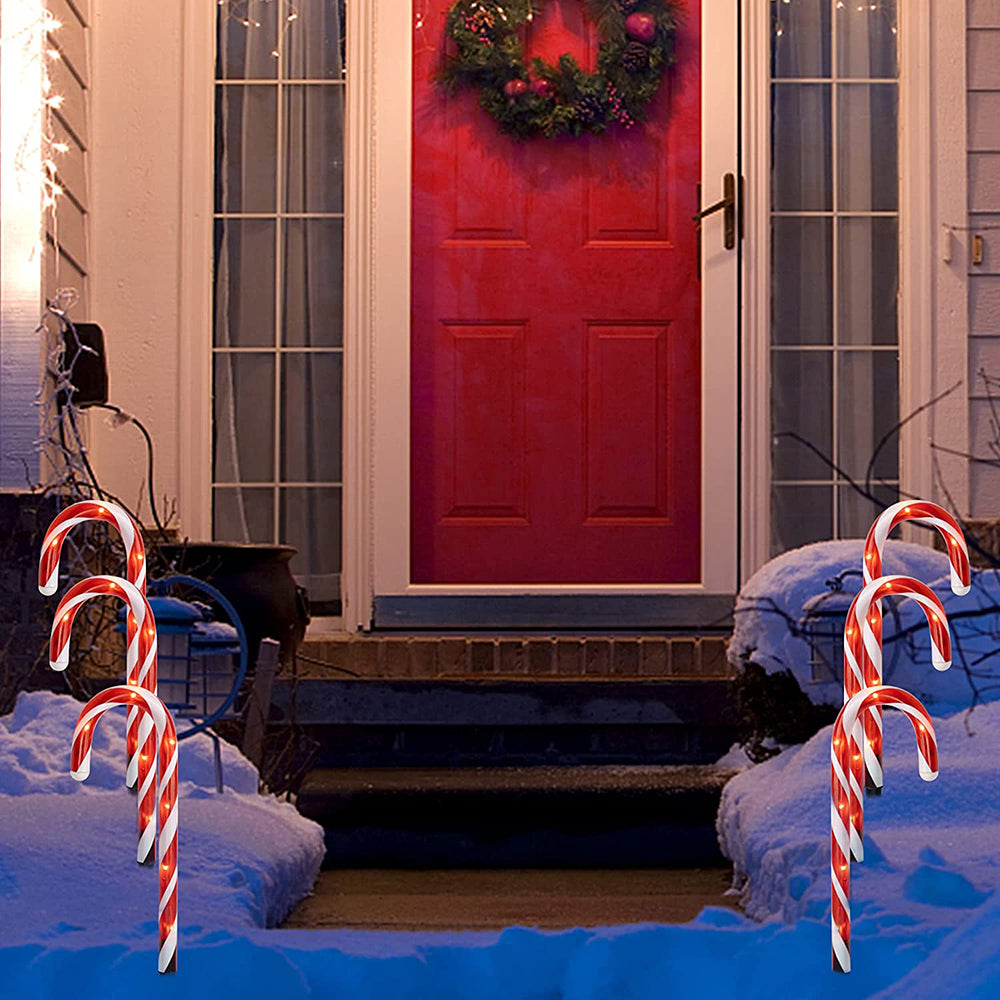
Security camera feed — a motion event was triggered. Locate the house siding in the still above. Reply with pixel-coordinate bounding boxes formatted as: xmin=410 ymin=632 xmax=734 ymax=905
xmin=969 ymin=0 xmax=1000 ymax=514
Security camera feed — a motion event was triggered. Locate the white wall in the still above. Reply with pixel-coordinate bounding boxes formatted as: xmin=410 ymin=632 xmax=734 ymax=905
xmin=87 ymin=0 xmax=186 ymax=527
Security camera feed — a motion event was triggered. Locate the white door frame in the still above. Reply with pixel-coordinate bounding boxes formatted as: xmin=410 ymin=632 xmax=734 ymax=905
xmin=345 ymin=0 xmax=739 ymax=627
xmin=739 ymin=0 xmax=970 ymax=580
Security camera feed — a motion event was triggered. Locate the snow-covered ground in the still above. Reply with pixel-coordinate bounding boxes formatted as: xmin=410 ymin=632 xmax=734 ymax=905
xmin=729 ymin=539 xmax=1000 ymax=711
xmin=3 ymin=677 xmax=1000 ymax=997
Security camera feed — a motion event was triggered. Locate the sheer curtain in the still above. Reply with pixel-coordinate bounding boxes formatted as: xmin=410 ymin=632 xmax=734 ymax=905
xmin=769 ymin=0 xmax=899 ymax=554
xmin=214 ymin=0 xmax=346 ymax=614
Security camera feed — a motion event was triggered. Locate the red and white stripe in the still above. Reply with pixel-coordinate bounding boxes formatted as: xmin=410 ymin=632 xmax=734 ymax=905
xmin=843 ymin=575 xmax=950 ymax=825
xmin=39 ymin=501 xmax=146 ymax=597
xmin=71 ymin=686 xmax=178 ymax=974
xmin=51 ymin=576 xmax=159 ymax=864
xmin=831 ymin=685 xmax=937 ymax=974
xmin=39 ymin=502 xmax=147 ymax=792
xmin=860 ymin=502 xmax=968 ymax=795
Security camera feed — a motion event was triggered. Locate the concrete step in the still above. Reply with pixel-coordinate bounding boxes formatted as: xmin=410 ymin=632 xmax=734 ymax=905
xmin=291 ymin=634 xmax=733 ymax=680
xmin=296 ymin=764 xmax=738 ymax=868
xmin=270 ymin=676 xmax=739 ymax=767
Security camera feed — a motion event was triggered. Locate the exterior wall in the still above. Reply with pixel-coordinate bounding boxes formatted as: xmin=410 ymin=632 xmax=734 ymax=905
xmin=969 ymin=0 xmax=1000 ymax=515
xmin=46 ymin=0 xmax=90 ymax=315
xmin=86 ymin=0 xmax=185 ymax=525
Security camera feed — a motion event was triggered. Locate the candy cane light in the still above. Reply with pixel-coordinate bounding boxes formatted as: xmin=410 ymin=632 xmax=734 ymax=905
xmin=861 ymin=502 xmax=969 ymax=794
xmin=844 ymin=575 xmax=950 ymax=837
xmin=71 ymin=685 xmax=178 ymax=974
xmin=39 ymin=500 xmax=146 ymax=597
xmin=39 ymin=501 xmax=147 ymax=792
xmin=831 ymin=685 xmax=938 ymax=974
xmin=51 ymin=575 xmax=159 ymax=865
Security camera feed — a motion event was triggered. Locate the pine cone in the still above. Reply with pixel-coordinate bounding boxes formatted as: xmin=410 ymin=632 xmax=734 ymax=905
xmin=622 ymin=40 xmax=650 ymax=73
xmin=574 ymin=94 xmax=603 ymax=124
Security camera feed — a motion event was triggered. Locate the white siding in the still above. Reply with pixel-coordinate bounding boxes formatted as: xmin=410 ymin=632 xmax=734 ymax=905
xmin=969 ymin=3 xmax=1000 ymax=514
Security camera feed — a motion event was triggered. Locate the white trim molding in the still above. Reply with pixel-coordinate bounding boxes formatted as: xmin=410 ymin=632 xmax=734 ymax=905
xmin=740 ymin=0 xmax=771 ymax=581
xmin=924 ymin=0 xmax=969 ymax=516
xmin=176 ymin=0 xmax=214 ymax=540
xmin=341 ymin=0 xmax=377 ymax=630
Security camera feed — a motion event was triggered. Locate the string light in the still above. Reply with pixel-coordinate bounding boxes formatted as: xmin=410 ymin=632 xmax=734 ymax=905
xmin=219 ymin=0 xmax=299 ymax=60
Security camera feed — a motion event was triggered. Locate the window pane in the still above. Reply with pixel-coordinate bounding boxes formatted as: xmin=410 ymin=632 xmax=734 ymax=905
xmin=771 ymin=0 xmax=830 ymax=79
xmin=837 ymin=350 xmax=899 ymax=481
xmin=838 ymin=482 xmax=900 ymax=538
xmin=284 ymin=85 xmax=344 ymax=213
xmin=772 ymin=217 xmax=833 ymax=345
xmin=282 ymin=219 xmax=344 ymax=347
xmin=837 ymin=84 xmax=898 ymax=211
xmin=285 ymin=0 xmax=345 ymax=79
xmin=213 ymin=353 xmax=275 ymax=482
xmin=214 ymin=219 xmax=276 ymax=347
xmin=216 ymin=5 xmax=279 ymax=80
xmin=838 ymin=217 xmax=898 ymax=345
xmin=772 ymin=83 xmax=832 ymax=211
xmin=281 ymin=352 xmax=342 ymax=482
xmin=837 ymin=0 xmax=898 ymax=79
xmin=280 ymin=487 xmax=342 ymax=610
xmin=215 ymin=86 xmax=278 ymax=213
xmin=771 ymin=484 xmax=833 ymax=556
xmin=213 ymin=487 xmax=275 ymax=543
xmin=771 ymin=351 xmax=833 ymax=480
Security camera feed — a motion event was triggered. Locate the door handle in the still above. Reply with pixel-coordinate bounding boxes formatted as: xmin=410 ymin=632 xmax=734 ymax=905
xmin=693 ymin=172 xmax=736 ymax=250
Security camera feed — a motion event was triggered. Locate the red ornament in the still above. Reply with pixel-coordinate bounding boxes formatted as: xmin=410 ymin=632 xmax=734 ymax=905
xmin=625 ymin=12 xmax=656 ymax=44
xmin=529 ymin=78 xmax=555 ymax=99
xmin=503 ymin=78 xmax=528 ymax=98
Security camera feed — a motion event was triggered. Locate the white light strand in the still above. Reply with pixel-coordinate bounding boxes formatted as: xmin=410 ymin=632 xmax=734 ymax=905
xmin=218 ymin=0 xmax=299 ymax=60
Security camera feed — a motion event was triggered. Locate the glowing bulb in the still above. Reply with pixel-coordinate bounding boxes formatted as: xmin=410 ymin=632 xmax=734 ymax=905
xmin=53 ymin=142 xmax=69 ymax=153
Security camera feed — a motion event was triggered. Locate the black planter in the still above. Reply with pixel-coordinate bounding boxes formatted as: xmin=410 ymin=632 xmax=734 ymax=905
xmin=157 ymin=542 xmax=309 ymax=666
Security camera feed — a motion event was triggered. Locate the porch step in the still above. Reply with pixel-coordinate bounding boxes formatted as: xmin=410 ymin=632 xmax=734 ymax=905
xmin=291 ymin=633 xmax=733 ymax=680
xmin=269 ymin=676 xmax=739 ymax=767
xmin=296 ymin=764 xmax=739 ymax=868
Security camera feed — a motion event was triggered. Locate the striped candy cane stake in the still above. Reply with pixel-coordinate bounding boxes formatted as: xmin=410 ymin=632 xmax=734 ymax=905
xmin=843 ymin=576 xmax=950 ymax=840
xmin=862 ymin=502 xmax=969 ymax=794
xmin=71 ymin=686 xmax=179 ymax=974
xmin=39 ymin=502 xmax=147 ymax=792
xmin=831 ymin=685 xmax=937 ymax=974
xmin=51 ymin=576 xmax=159 ymax=865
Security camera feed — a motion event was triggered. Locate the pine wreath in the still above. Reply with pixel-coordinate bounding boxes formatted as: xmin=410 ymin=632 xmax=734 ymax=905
xmin=439 ymin=0 xmax=681 ymax=138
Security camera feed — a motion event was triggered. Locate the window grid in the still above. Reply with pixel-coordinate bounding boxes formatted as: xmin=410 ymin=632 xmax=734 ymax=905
xmin=213 ymin=0 xmax=345 ymax=612
xmin=770 ymin=2 xmax=900 ymax=555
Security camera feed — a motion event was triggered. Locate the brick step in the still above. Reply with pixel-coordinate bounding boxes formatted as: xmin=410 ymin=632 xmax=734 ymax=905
xmin=291 ymin=634 xmax=732 ymax=680
xmin=296 ymin=764 xmax=738 ymax=868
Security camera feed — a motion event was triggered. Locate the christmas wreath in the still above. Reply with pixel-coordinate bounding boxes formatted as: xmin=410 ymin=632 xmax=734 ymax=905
xmin=439 ymin=0 xmax=681 ymax=138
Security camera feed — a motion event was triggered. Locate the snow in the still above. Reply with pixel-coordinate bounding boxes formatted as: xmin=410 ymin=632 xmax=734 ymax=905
xmin=0 ymin=691 xmax=325 ymax=945
xmin=3 ymin=681 xmax=1000 ymax=997
xmin=729 ymin=539 xmax=1000 ymax=710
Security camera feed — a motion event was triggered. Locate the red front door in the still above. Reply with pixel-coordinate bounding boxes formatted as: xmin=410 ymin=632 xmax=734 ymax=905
xmin=411 ymin=1 xmax=702 ymax=584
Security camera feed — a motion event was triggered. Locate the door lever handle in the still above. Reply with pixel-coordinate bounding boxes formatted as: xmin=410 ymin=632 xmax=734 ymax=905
xmin=693 ymin=172 xmax=736 ymax=250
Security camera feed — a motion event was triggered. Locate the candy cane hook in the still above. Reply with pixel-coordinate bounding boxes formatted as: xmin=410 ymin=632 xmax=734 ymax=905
xmin=831 ymin=685 xmax=938 ymax=974
xmin=861 ymin=502 xmax=968 ymax=794
xmin=843 ymin=575 xmax=950 ymax=843
xmin=51 ymin=576 xmax=159 ymax=864
xmin=72 ymin=686 xmax=178 ymax=974
xmin=39 ymin=500 xmax=146 ymax=597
